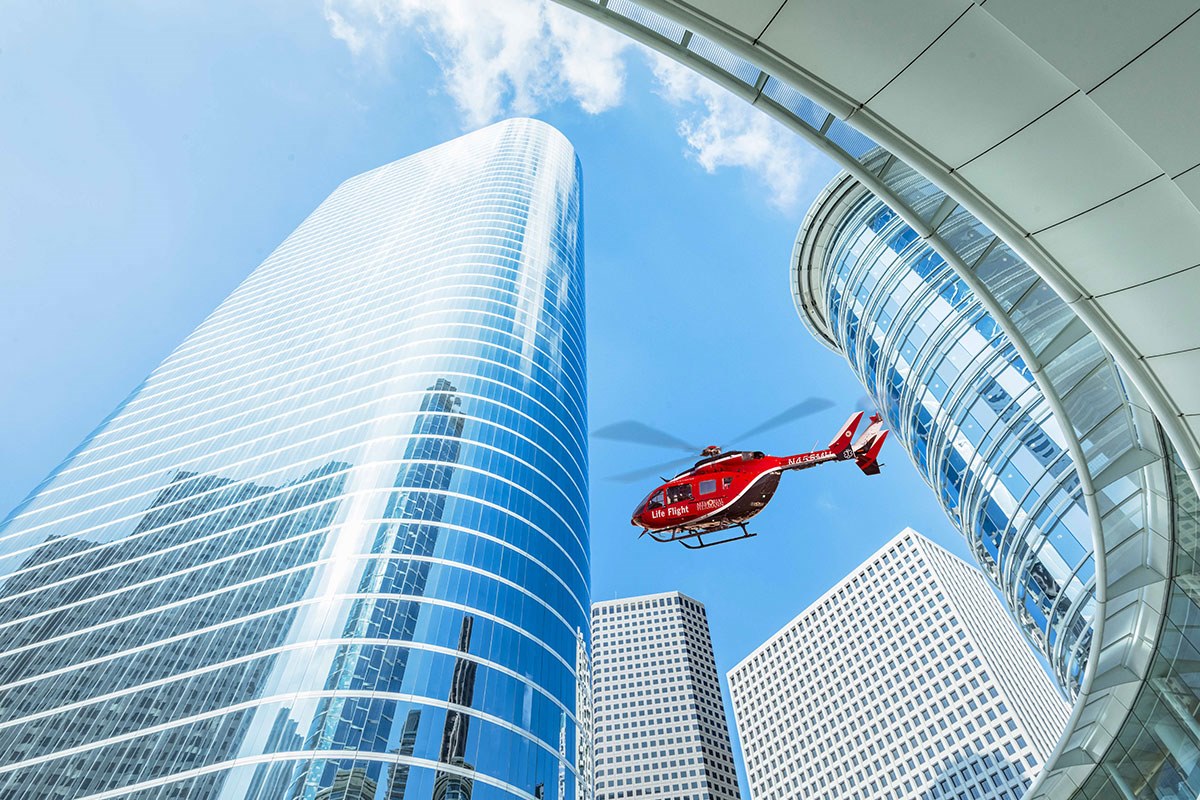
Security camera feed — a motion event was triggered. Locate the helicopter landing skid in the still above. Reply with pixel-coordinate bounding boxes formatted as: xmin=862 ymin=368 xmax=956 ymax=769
xmin=640 ymin=524 xmax=757 ymax=550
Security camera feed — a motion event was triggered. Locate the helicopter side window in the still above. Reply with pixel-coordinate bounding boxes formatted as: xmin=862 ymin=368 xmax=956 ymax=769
xmin=647 ymin=490 xmax=664 ymax=510
xmin=698 ymin=479 xmax=717 ymax=496
xmin=722 ymin=477 xmax=733 ymax=489
xmin=665 ymin=483 xmax=693 ymax=504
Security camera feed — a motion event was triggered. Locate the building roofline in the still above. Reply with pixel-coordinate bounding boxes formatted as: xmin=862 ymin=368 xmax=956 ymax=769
xmin=592 ymin=590 xmax=704 ymax=610
xmin=790 ymin=169 xmax=870 ymax=353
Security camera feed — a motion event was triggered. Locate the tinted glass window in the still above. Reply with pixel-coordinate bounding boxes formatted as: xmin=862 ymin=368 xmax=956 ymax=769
xmin=698 ymin=479 xmax=717 ymax=495
xmin=666 ymin=484 xmax=693 ymax=504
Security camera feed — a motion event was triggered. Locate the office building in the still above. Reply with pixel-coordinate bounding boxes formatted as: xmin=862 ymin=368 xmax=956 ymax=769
xmin=797 ymin=169 xmax=1112 ymax=696
xmin=591 ymin=592 xmax=740 ymax=800
xmin=729 ymin=529 xmax=1068 ymax=800
xmin=549 ymin=3 xmax=1200 ymax=796
xmin=793 ymin=165 xmax=1195 ymax=798
xmin=0 ymin=118 xmax=590 ymax=798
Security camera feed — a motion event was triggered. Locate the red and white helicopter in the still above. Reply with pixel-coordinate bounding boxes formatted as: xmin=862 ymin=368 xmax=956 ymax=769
xmin=596 ymin=404 xmax=887 ymax=549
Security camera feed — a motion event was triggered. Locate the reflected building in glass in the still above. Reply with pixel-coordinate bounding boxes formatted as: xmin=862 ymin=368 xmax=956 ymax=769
xmin=0 ymin=117 xmax=589 ymax=799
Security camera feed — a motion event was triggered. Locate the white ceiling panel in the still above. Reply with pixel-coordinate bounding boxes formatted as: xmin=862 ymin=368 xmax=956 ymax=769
xmin=983 ymin=0 xmax=1199 ymax=91
xmin=1089 ymin=13 xmax=1200 ymax=176
xmin=669 ymin=0 xmax=785 ymax=40
xmin=1095 ymin=267 xmax=1200 ymax=356
xmin=757 ymin=0 xmax=970 ymax=102
xmin=1033 ymin=177 xmax=1200 ymax=296
xmin=1144 ymin=349 xmax=1200 ymax=415
xmin=866 ymin=6 xmax=1074 ymax=169
xmin=957 ymin=94 xmax=1161 ymax=233
xmin=1187 ymin=416 xmax=1200 ymax=448
xmin=1177 ymin=166 xmax=1200 ymax=211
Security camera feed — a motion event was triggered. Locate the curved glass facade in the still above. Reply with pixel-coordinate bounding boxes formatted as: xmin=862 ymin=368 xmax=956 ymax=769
xmin=0 ymin=118 xmax=589 ymax=799
xmin=794 ymin=162 xmax=1198 ymax=797
xmin=545 ymin=0 xmax=1198 ymax=789
xmin=802 ymin=184 xmax=1095 ymax=694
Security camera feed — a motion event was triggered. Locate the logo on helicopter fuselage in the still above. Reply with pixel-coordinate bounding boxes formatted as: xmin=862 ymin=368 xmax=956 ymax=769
xmin=649 ymin=505 xmax=692 ymax=520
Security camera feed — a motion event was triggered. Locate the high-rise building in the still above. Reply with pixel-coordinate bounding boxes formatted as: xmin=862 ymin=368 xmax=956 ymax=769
xmin=0 ymin=118 xmax=589 ymax=798
xmin=792 ymin=166 xmax=1199 ymax=798
xmin=544 ymin=4 xmax=1200 ymax=796
xmin=590 ymin=592 xmax=741 ymax=800
xmin=796 ymin=168 xmax=1112 ymax=696
xmin=729 ymin=529 xmax=1068 ymax=800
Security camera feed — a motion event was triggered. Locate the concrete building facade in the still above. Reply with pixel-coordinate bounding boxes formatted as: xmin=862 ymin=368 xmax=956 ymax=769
xmin=591 ymin=593 xmax=740 ymax=800
xmin=729 ymin=529 xmax=1068 ymax=800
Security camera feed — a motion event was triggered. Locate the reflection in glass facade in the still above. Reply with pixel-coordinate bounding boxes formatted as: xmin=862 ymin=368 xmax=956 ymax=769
xmin=1082 ymin=451 xmax=1200 ymax=799
xmin=796 ymin=178 xmax=1095 ymax=694
xmin=0 ymin=117 xmax=589 ymax=799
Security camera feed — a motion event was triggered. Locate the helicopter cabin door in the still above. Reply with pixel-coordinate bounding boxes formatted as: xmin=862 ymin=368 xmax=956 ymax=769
xmin=664 ymin=482 xmax=694 ymax=515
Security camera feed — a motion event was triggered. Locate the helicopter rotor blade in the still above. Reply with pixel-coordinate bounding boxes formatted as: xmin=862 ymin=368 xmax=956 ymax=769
xmin=608 ymin=455 xmax=699 ymax=484
xmin=591 ymin=420 xmax=700 ymax=452
xmin=727 ymin=396 xmax=835 ymax=444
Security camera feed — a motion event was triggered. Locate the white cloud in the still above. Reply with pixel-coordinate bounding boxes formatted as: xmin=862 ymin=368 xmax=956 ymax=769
xmin=323 ymin=0 xmax=819 ymax=211
xmin=325 ymin=8 xmax=369 ymax=57
xmin=323 ymin=0 xmax=632 ymax=128
xmin=651 ymin=56 xmax=817 ymax=211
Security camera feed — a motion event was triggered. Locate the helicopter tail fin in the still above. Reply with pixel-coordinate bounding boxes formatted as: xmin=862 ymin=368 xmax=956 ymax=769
xmin=853 ymin=414 xmax=885 ymax=453
xmin=855 ymin=428 xmax=888 ymax=475
xmin=827 ymin=411 xmax=864 ymax=455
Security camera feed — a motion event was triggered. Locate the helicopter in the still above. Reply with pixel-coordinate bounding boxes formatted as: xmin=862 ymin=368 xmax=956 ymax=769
xmin=596 ymin=406 xmax=888 ymax=549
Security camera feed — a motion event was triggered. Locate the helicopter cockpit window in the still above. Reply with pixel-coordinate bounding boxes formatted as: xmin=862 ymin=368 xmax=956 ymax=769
xmin=665 ymin=483 xmax=693 ymax=504
xmin=698 ymin=479 xmax=717 ymax=496
xmin=647 ymin=490 xmax=664 ymax=510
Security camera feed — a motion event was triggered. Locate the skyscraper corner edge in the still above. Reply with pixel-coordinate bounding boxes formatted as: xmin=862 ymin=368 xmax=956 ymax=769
xmin=728 ymin=528 xmax=1068 ymax=799
xmin=727 ymin=526 xmax=933 ymax=682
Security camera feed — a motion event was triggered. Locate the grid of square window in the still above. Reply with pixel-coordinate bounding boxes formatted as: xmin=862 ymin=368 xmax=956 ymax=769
xmin=728 ymin=530 xmax=1069 ymax=800
xmin=590 ymin=593 xmax=741 ymax=800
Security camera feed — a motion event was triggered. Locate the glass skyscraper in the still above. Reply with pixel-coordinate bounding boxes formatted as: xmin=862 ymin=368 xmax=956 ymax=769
xmin=0 ymin=117 xmax=589 ymax=799
xmin=794 ymin=172 xmax=1094 ymax=694
xmin=794 ymin=164 xmax=1175 ymax=705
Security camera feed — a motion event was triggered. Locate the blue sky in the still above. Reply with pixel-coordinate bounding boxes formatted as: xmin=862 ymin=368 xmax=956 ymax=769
xmin=0 ymin=0 xmax=971 ymax=790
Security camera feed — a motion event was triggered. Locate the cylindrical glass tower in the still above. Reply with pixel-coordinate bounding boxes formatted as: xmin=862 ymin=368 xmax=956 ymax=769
xmin=795 ymin=175 xmax=1095 ymax=694
xmin=0 ymin=118 xmax=589 ymax=799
